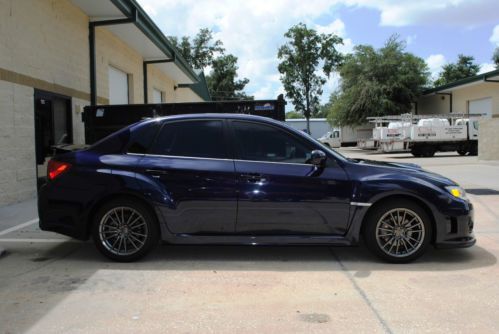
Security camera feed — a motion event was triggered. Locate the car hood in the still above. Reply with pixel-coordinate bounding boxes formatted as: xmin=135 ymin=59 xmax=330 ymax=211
xmin=348 ymin=158 xmax=457 ymax=186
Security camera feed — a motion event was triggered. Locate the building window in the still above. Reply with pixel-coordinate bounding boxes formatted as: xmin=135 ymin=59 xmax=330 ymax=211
xmin=153 ymin=88 xmax=165 ymax=103
xmin=108 ymin=66 xmax=129 ymax=104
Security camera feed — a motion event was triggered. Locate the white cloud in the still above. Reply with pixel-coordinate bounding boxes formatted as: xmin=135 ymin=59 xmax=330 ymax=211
xmin=478 ymin=63 xmax=496 ymax=74
xmin=136 ymin=0 xmax=499 ymax=106
xmin=425 ymin=54 xmax=446 ymax=79
xmin=490 ymin=25 xmax=499 ymax=46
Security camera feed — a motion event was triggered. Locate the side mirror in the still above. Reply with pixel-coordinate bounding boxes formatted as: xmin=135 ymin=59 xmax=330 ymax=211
xmin=308 ymin=150 xmax=327 ymax=167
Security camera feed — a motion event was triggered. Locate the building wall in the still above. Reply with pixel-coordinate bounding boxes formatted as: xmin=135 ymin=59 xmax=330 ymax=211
xmin=417 ymin=82 xmax=499 ymax=160
xmin=148 ymin=65 xmax=175 ymax=102
xmin=479 ymin=118 xmax=499 ymax=160
xmin=452 ymin=83 xmax=499 ymax=116
xmin=417 ymin=94 xmax=450 ymax=115
xmin=175 ymin=87 xmax=204 ymax=103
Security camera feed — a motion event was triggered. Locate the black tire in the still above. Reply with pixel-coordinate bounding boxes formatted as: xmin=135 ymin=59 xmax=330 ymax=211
xmin=421 ymin=146 xmax=436 ymax=157
xmin=410 ymin=147 xmax=422 ymax=157
xmin=363 ymin=199 xmax=432 ymax=263
xmin=92 ymin=198 xmax=159 ymax=262
xmin=324 ymin=142 xmax=331 ymax=148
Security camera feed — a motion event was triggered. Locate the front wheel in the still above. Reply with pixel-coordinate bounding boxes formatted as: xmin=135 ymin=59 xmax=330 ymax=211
xmin=92 ymin=199 xmax=159 ymax=262
xmin=364 ymin=200 xmax=432 ymax=263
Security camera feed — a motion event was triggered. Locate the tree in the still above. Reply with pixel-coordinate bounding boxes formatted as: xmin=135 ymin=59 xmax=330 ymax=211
xmin=169 ymin=28 xmax=224 ymax=69
xmin=328 ymin=36 xmax=429 ymax=126
xmin=277 ymin=23 xmax=343 ymax=133
xmin=206 ymin=54 xmax=252 ymax=101
xmin=285 ymin=111 xmax=303 ymax=119
xmin=493 ymin=47 xmax=499 ymax=69
xmin=170 ymin=29 xmax=251 ymax=100
xmin=434 ymin=54 xmax=480 ymax=86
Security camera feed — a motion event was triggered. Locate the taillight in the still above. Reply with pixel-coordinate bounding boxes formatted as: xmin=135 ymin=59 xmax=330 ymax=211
xmin=47 ymin=160 xmax=72 ymax=180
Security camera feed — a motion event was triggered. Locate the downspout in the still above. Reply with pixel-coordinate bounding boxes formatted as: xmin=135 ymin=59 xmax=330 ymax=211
xmin=88 ymin=9 xmax=138 ymax=106
xmin=143 ymin=57 xmax=175 ymax=103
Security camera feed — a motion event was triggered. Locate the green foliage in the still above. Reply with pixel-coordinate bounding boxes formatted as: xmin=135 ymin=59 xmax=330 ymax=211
xmin=434 ymin=54 xmax=480 ymax=86
xmin=327 ymin=36 xmax=429 ymax=126
xmin=277 ymin=23 xmax=343 ymax=130
xmin=169 ymin=28 xmax=224 ymax=69
xmin=170 ymin=28 xmax=251 ymax=100
xmin=285 ymin=111 xmax=303 ymax=119
xmin=206 ymin=55 xmax=252 ymax=101
xmin=493 ymin=47 xmax=499 ymax=69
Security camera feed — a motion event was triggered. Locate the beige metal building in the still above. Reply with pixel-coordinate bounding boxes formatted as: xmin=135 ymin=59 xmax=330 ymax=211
xmin=0 ymin=0 xmax=210 ymax=206
xmin=416 ymin=69 xmax=499 ymax=160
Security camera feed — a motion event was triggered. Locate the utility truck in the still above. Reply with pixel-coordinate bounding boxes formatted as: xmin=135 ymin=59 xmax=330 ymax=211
xmin=318 ymin=125 xmax=373 ymax=148
xmin=365 ymin=114 xmax=482 ymax=157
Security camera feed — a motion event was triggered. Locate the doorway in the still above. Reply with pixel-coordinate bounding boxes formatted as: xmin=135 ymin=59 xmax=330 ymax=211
xmin=34 ymin=90 xmax=72 ymax=188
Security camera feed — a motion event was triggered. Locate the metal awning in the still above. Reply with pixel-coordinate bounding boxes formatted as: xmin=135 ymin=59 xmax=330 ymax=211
xmin=70 ymin=0 xmax=198 ymax=84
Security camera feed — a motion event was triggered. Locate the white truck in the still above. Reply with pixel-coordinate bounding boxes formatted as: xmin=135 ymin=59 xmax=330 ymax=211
xmin=318 ymin=125 xmax=373 ymax=148
xmin=365 ymin=114 xmax=481 ymax=157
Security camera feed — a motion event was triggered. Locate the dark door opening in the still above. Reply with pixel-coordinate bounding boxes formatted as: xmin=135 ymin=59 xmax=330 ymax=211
xmin=34 ymin=90 xmax=72 ymax=189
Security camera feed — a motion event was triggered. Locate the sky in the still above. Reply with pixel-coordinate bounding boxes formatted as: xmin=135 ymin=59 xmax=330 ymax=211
xmin=137 ymin=0 xmax=499 ymax=107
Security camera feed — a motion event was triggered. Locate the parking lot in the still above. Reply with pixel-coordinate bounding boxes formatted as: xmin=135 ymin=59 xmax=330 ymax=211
xmin=1 ymin=149 xmax=499 ymax=334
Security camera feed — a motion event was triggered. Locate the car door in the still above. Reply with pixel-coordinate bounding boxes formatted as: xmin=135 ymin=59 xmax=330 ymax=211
xmin=230 ymin=120 xmax=351 ymax=235
xmin=139 ymin=119 xmax=237 ymax=234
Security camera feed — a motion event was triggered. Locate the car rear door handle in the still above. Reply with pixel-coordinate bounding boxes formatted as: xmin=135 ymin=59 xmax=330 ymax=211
xmin=240 ymin=173 xmax=267 ymax=183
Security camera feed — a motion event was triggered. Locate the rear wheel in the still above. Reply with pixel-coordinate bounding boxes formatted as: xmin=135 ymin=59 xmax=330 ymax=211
xmin=421 ymin=146 xmax=436 ymax=157
xmin=364 ymin=200 xmax=432 ymax=263
xmin=92 ymin=198 xmax=159 ymax=262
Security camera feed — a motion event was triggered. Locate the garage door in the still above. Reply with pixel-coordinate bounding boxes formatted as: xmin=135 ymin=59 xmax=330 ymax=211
xmin=153 ymin=88 xmax=164 ymax=103
xmin=108 ymin=66 xmax=129 ymax=105
xmin=469 ymin=97 xmax=492 ymax=118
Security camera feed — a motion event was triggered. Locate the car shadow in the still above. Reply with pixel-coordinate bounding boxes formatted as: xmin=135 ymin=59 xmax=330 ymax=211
xmin=66 ymin=241 xmax=496 ymax=273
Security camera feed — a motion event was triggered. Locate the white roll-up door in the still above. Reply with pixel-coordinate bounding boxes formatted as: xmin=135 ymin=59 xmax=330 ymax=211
xmin=469 ymin=97 xmax=492 ymax=118
xmin=153 ymin=88 xmax=164 ymax=103
xmin=108 ymin=66 xmax=129 ymax=104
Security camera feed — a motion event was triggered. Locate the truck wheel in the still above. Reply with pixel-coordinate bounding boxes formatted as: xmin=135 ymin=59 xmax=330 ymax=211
xmin=421 ymin=146 xmax=436 ymax=157
xmin=92 ymin=198 xmax=159 ymax=262
xmin=364 ymin=200 xmax=432 ymax=263
xmin=411 ymin=147 xmax=422 ymax=157
xmin=324 ymin=143 xmax=331 ymax=148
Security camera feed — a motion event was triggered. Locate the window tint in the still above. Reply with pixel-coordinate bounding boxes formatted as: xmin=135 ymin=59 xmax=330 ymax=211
xmin=150 ymin=120 xmax=227 ymax=159
xmin=232 ymin=121 xmax=311 ymax=164
xmin=127 ymin=122 xmax=160 ymax=154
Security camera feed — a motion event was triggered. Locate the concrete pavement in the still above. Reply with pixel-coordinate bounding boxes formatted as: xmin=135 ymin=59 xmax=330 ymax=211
xmin=1 ymin=151 xmax=499 ymax=333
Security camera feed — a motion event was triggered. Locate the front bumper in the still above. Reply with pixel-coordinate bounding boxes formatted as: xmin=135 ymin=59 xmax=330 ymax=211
xmin=434 ymin=201 xmax=476 ymax=249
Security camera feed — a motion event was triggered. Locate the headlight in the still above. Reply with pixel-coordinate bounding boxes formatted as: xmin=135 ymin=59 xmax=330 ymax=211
xmin=445 ymin=186 xmax=468 ymax=201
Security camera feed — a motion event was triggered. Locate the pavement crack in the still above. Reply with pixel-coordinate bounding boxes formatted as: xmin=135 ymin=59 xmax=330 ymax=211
xmin=329 ymin=248 xmax=393 ymax=334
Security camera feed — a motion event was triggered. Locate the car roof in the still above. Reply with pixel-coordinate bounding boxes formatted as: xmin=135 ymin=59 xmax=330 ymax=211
xmin=141 ymin=113 xmax=282 ymax=125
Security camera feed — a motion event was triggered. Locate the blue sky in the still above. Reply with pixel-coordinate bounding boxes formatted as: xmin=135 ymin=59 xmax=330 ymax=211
xmin=137 ymin=0 xmax=499 ymax=107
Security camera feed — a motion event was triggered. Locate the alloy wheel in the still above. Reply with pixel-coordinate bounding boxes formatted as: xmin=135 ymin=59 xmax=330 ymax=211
xmin=375 ymin=208 xmax=425 ymax=258
xmin=98 ymin=206 xmax=148 ymax=256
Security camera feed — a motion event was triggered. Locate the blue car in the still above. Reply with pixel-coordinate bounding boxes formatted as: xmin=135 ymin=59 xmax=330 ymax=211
xmin=38 ymin=114 xmax=475 ymax=262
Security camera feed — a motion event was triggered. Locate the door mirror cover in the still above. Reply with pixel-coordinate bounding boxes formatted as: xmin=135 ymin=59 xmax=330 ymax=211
xmin=308 ymin=150 xmax=327 ymax=167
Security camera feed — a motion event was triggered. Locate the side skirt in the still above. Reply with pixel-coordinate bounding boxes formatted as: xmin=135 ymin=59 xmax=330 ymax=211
xmin=161 ymin=234 xmax=354 ymax=246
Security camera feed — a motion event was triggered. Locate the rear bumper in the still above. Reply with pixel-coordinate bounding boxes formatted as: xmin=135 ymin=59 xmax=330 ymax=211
xmin=38 ymin=185 xmax=89 ymax=240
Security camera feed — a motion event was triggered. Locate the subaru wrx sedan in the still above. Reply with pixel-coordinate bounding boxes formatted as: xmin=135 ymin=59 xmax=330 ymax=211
xmin=39 ymin=114 xmax=475 ymax=262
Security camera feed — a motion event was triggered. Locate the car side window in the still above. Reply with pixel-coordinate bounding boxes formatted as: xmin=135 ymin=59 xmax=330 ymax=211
xmin=232 ymin=121 xmax=312 ymax=164
xmin=126 ymin=122 xmax=160 ymax=154
xmin=150 ymin=120 xmax=227 ymax=159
